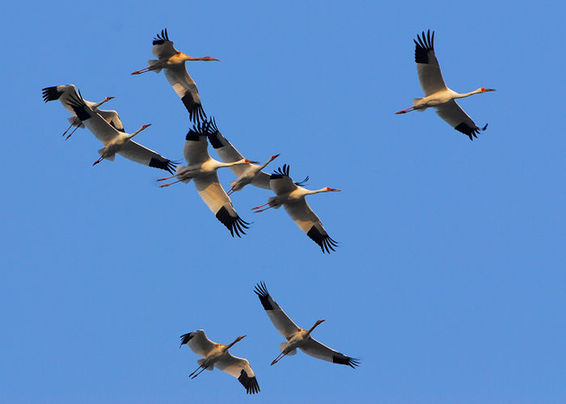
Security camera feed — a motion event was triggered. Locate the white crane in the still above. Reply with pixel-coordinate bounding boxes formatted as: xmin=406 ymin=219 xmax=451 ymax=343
xmin=131 ymin=28 xmax=219 ymax=124
xmin=396 ymin=30 xmax=495 ymax=140
xmin=206 ymin=118 xmax=279 ymax=195
xmin=42 ymin=84 xmax=124 ymax=140
xmin=252 ymin=164 xmax=340 ymax=253
xmin=158 ymin=120 xmax=255 ymax=237
xmin=64 ymin=90 xmax=176 ymax=172
xmin=180 ymin=330 xmax=260 ymax=394
xmin=254 ymin=282 xmax=359 ymax=368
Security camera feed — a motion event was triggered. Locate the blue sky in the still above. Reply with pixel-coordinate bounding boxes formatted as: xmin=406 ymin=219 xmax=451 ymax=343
xmin=2 ymin=0 xmax=565 ymax=402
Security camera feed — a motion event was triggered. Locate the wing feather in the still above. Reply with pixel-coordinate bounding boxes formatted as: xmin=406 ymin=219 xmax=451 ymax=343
xmin=118 ymin=141 xmax=176 ymax=173
xmin=216 ymin=354 xmax=260 ymax=394
xmin=180 ymin=330 xmax=217 ymax=357
xmin=414 ymin=30 xmax=447 ymax=95
xmin=164 ymin=64 xmax=206 ymax=124
xmin=300 ymin=337 xmax=359 ymax=368
xmin=254 ymin=282 xmax=300 ymax=340
xmin=284 ymin=199 xmax=338 ymax=253
xmin=435 ymin=100 xmax=485 ymax=140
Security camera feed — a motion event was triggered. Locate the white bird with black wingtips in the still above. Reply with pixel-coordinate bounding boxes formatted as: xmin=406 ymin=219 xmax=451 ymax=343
xmin=131 ymin=28 xmax=219 ymax=124
xmin=42 ymin=84 xmax=123 ymax=140
xmin=396 ymin=30 xmax=495 ymax=140
xmin=64 ymin=89 xmax=176 ymax=173
xmin=180 ymin=330 xmax=260 ymax=395
xmin=158 ymin=119 xmax=255 ymax=237
xmin=206 ymin=118 xmax=279 ymax=195
xmin=252 ymin=164 xmax=340 ymax=253
xmin=254 ymin=282 xmax=359 ymax=368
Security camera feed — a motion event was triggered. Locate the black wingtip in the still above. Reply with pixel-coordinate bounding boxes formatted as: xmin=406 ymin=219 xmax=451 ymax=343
xmin=179 ymin=332 xmax=193 ymax=347
xmin=414 ymin=29 xmax=435 ymax=64
xmin=41 ymin=86 xmax=63 ymax=103
xmin=215 ymin=206 xmax=250 ymax=238
xmin=238 ymin=369 xmax=260 ymax=394
xmin=271 ymin=163 xmax=291 ymax=179
xmin=152 ymin=28 xmax=170 ymax=45
xmin=333 ymin=354 xmax=360 ymax=368
xmin=306 ymin=226 xmax=339 ymax=254
xmin=254 ymin=281 xmax=274 ymax=310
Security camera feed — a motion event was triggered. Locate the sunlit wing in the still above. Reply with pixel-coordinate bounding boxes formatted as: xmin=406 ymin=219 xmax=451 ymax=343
xmin=180 ymin=330 xmax=217 ymax=358
xmin=269 ymin=164 xmax=298 ymax=195
xmin=215 ymin=353 xmax=260 ymax=394
xmin=284 ymin=199 xmax=338 ymax=254
xmin=414 ymin=30 xmax=447 ymax=96
xmin=164 ymin=64 xmax=206 ymax=124
xmin=435 ymin=100 xmax=484 ymax=140
xmin=184 ymin=124 xmax=210 ymax=165
xmin=98 ymin=109 xmax=125 ymax=132
xmin=300 ymin=337 xmax=360 ymax=368
xmin=194 ymin=174 xmax=250 ymax=237
xmin=118 ymin=141 xmax=176 ymax=173
xmin=151 ymin=28 xmax=177 ymax=59
xmin=254 ymin=282 xmax=300 ymax=340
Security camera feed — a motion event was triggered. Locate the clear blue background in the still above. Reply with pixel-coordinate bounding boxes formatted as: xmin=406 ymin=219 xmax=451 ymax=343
xmin=2 ymin=0 xmax=565 ymax=402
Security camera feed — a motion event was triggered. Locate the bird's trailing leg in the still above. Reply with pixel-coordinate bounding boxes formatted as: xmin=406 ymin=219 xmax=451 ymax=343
xmin=189 ymin=364 xmax=208 ymax=379
xmin=251 ymin=202 xmax=275 ymax=213
xmin=227 ymin=187 xmax=236 ymax=196
xmin=65 ymin=124 xmax=81 ymax=140
xmin=395 ymin=106 xmax=415 ymax=114
xmin=61 ymin=121 xmax=74 ymax=138
xmin=270 ymin=351 xmax=288 ymax=366
xmin=131 ymin=65 xmax=156 ymax=75
xmin=92 ymin=156 xmax=105 ymax=166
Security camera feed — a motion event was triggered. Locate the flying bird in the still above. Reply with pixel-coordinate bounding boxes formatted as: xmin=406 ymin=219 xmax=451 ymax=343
xmin=158 ymin=119 xmax=253 ymax=237
xmin=206 ymin=118 xmax=279 ymax=194
xmin=131 ymin=28 xmax=219 ymax=124
xmin=254 ymin=282 xmax=359 ymax=368
xmin=42 ymin=84 xmax=123 ymax=140
xmin=180 ymin=330 xmax=260 ymax=394
xmin=396 ymin=30 xmax=495 ymax=140
xmin=64 ymin=90 xmax=175 ymax=172
xmin=252 ymin=164 xmax=340 ymax=253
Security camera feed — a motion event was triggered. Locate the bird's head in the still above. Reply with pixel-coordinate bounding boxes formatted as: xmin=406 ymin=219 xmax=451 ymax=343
xmin=480 ymin=88 xmax=496 ymax=93
xmin=141 ymin=124 xmax=152 ymax=130
xmin=270 ymin=154 xmax=281 ymax=161
xmin=326 ymin=187 xmax=341 ymax=192
xmin=244 ymin=159 xmax=259 ymax=164
xmin=105 ymin=96 xmax=115 ymax=101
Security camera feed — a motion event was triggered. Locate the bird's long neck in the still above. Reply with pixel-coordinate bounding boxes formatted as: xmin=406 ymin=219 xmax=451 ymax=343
xmin=217 ymin=160 xmax=249 ymax=169
xmin=127 ymin=126 xmax=146 ymax=140
xmin=306 ymin=188 xmax=331 ymax=196
xmin=94 ymin=98 xmax=110 ymax=108
xmin=454 ymin=88 xmax=483 ymax=99
xmin=226 ymin=337 xmax=242 ymax=349
xmin=307 ymin=321 xmax=323 ymax=335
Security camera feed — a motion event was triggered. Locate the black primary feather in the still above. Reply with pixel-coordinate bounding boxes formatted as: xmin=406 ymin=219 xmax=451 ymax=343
xmin=179 ymin=332 xmax=194 ymax=347
xmin=153 ymin=28 xmax=170 ymax=45
xmin=332 ymin=354 xmax=360 ymax=369
xmin=414 ymin=29 xmax=435 ymax=64
xmin=41 ymin=86 xmax=63 ymax=102
xmin=271 ymin=164 xmax=291 ymax=179
xmin=253 ymin=282 xmax=274 ymax=310
xmin=215 ymin=206 xmax=250 ymax=238
xmin=149 ymin=158 xmax=176 ymax=174
xmin=307 ymin=226 xmax=338 ymax=254
xmin=238 ymin=369 xmax=260 ymax=394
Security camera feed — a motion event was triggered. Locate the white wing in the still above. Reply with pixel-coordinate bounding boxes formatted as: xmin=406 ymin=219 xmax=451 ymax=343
xmin=151 ymin=28 xmax=177 ymax=59
xmin=435 ymin=100 xmax=484 ymax=140
xmin=184 ymin=124 xmax=210 ymax=165
xmin=414 ymin=30 xmax=447 ymax=96
xmin=64 ymin=90 xmax=120 ymax=144
xmin=300 ymin=337 xmax=359 ymax=368
xmin=254 ymin=282 xmax=300 ymax=340
xmin=269 ymin=164 xmax=298 ymax=195
xmin=164 ymin=64 xmax=206 ymax=124
xmin=193 ymin=174 xmax=250 ymax=237
xmin=284 ymin=198 xmax=338 ymax=254
xmin=207 ymin=120 xmax=271 ymax=189
xmin=97 ymin=109 xmax=125 ymax=132
xmin=118 ymin=141 xmax=175 ymax=173
xmin=180 ymin=330 xmax=217 ymax=357
xmin=216 ymin=353 xmax=260 ymax=394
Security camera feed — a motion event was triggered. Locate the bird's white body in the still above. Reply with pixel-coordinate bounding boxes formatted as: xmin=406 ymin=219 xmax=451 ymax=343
xmin=396 ymin=30 xmax=495 ymax=140
xmin=180 ymin=330 xmax=260 ymax=394
xmin=254 ymin=282 xmax=359 ymax=368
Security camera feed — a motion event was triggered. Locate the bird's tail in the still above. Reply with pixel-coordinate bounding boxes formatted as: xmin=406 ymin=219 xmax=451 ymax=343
xmin=198 ymin=359 xmax=214 ymax=371
xmin=268 ymin=196 xmax=281 ymax=209
xmin=97 ymin=148 xmax=115 ymax=161
xmin=148 ymin=59 xmax=162 ymax=74
xmin=279 ymin=342 xmax=296 ymax=355
xmin=67 ymin=117 xmax=84 ymax=128
xmin=175 ymin=165 xmax=192 ymax=184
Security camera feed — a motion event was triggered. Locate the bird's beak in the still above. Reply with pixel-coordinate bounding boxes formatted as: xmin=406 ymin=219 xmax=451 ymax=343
xmin=330 ymin=188 xmax=341 ymax=192
xmin=484 ymin=88 xmax=496 ymax=92
xmin=271 ymin=154 xmax=280 ymax=160
xmin=106 ymin=96 xmax=115 ymax=101
xmin=187 ymin=56 xmax=220 ymax=62
xmin=143 ymin=123 xmax=152 ymax=129
xmin=245 ymin=159 xmax=259 ymax=164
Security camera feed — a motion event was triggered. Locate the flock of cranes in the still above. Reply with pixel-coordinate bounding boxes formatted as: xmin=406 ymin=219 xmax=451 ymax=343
xmin=42 ymin=28 xmax=495 ymax=394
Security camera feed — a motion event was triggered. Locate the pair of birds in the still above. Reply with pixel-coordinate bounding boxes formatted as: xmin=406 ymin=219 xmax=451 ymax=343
xmin=180 ymin=282 xmax=359 ymax=394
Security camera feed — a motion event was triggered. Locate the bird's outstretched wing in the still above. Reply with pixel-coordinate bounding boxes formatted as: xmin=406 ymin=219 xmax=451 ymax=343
xmin=119 ymin=141 xmax=176 ymax=173
xmin=207 ymin=118 xmax=271 ymax=189
xmin=184 ymin=122 xmax=211 ymax=165
xmin=254 ymin=282 xmax=300 ymax=340
xmin=164 ymin=64 xmax=206 ymax=124
xmin=194 ymin=173 xmax=250 ymax=237
xmin=284 ymin=199 xmax=338 ymax=254
xmin=414 ymin=30 xmax=447 ymax=96
xmin=435 ymin=100 xmax=486 ymax=141
xmin=152 ymin=28 xmax=177 ymax=59
xmin=180 ymin=330 xmax=217 ymax=357
xmin=269 ymin=164 xmax=298 ymax=195
xmin=300 ymin=337 xmax=360 ymax=368
xmin=215 ymin=353 xmax=260 ymax=394
xmin=97 ymin=109 xmax=125 ymax=132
